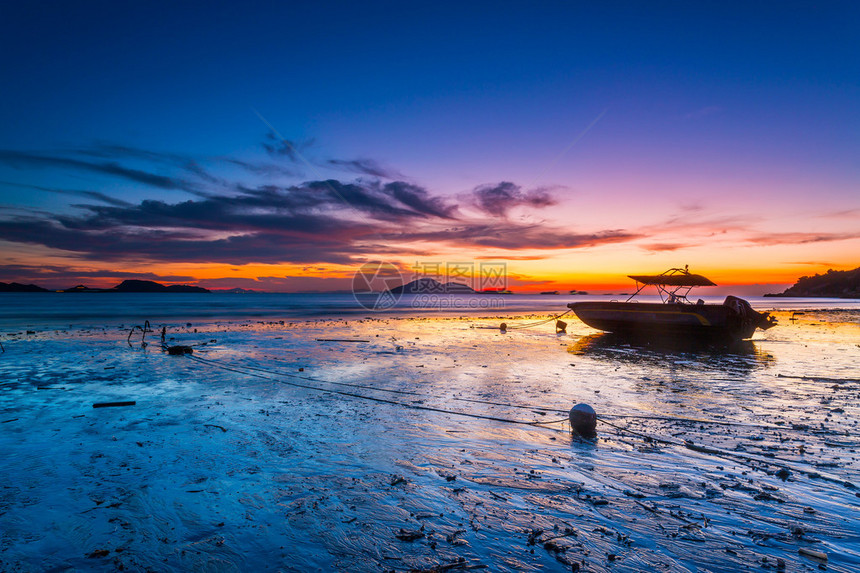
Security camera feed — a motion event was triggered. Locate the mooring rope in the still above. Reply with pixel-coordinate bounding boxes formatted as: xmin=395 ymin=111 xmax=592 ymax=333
xmin=190 ymin=349 xmax=792 ymax=430
xmin=160 ymin=337 xmax=810 ymax=433
xmin=502 ymin=309 xmax=573 ymax=330
xmin=598 ymin=418 xmax=855 ymax=490
xmin=188 ymin=348 xmax=856 ymax=490
xmin=472 ymin=309 xmax=573 ymax=330
xmin=185 ymin=352 xmax=564 ymax=429
xmin=154 ymin=331 xmax=856 ymax=490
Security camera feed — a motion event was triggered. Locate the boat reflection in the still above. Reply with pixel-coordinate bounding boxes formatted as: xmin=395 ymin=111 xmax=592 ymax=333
xmin=567 ymin=332 xmax=774 ymax=372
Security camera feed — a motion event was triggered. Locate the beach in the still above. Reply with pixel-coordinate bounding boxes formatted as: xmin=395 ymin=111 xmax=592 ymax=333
xmin=1 ymin=297 xmax=859 ymax=572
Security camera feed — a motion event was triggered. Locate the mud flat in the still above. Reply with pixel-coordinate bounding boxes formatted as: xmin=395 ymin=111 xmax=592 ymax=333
xmin=1 ymin=310 xmax=858 ymax=571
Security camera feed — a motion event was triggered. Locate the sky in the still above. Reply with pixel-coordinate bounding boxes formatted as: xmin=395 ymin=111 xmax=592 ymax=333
xmin=0 ymin=1 xmax=857 ymax=293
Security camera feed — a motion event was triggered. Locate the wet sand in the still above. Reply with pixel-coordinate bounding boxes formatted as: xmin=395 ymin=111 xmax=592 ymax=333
xmin=1 ymin=310 xmax=859 ymax=571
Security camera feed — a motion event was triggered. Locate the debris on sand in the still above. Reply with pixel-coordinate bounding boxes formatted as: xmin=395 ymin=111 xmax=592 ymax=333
xmin=92 ymin=401 xmax=136 ymax=408
xmin=408 ymin=560 xmax=488 ymax=572
xmin=798 ymin=547 xmax=828 ymax=561
xmin=395 ymin=528 xmax=425 ymax=541
xmin=167 ymin=345 xmax=193 ymax=355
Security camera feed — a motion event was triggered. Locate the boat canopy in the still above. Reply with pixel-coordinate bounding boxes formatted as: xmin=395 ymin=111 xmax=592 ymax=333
xmin=628 ymin=273 xmax=716 ymax=287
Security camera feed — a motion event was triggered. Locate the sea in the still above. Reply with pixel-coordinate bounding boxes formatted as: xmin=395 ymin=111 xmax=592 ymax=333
xmin=1 ymin=293 xmax=858 ymax=571
xmin=1 ymin=291 xmax=859 ymax=330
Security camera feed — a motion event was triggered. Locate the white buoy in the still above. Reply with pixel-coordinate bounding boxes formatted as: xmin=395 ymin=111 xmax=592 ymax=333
xmin=569 ymin=403 xmax=597 ymax=437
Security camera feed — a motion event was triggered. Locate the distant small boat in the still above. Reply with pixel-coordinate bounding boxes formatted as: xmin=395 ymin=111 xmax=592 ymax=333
xmin=567 ymin=267 xmax=776 ymax=342
xmin=540 ymin=290 xmax=560 ymax=295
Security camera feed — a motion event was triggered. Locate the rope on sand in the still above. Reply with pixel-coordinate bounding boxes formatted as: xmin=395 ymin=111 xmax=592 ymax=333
xmin=185 ymin=354 xmax=800 ymax=431
xmin=148 ymin=323 xmax=855 ymax=490
xmin=598 ymin=418 xmax=855 ymax=491
xmin=185 ymin=348 xmax=858 ymax=491
xmin=185 ymin=353 xmax=563 ymax=429
xmin=473 ymin=309 xmax=573 ymax=331
xmin=153 ymin=327 xmax=817 ymax=433
xmin=503 ymin=309 xmax=572 ymax=330
xmin=182 ymin=348 xmax=789 ymax=430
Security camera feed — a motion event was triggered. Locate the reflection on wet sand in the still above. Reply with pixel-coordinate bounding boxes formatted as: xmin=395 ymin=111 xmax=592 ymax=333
xmin=567 ymin=332 xmax=774 ymax=372
xmin=1 ymin=315 xmax=858 ymax=572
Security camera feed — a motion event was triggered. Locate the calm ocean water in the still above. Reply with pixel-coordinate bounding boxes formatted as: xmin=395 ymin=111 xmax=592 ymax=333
xmin=2 ymin=292 xmax=859 ymax=330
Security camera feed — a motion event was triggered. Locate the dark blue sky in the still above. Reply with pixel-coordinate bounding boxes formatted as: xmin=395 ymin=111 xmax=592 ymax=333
xmin=0 ymin=1 xmax=857 ymax=290
xmin=4 ymin=2 xmax=856 ymax=156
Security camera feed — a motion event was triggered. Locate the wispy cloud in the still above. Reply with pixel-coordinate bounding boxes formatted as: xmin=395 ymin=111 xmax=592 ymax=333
xmin=0 ymin=149 xmax=200 ymax=192
xmin=383 ymin=224 xmax=638 ymax=251
xmin=223 ymin=158 xmax=301 ymax=177
xmin=638 ymin=212 xmax=756 ymax=237
xmin=814 ymin=208 xmax=860 ymax=219
xmin=746 ymin=232 xmax=860 ymax=245
xmin=261 ymin=132 xmax=314 ymax=161
xmin=470 ymin=182 xmax=557 ymax=217
xmin=326 ymin=158 xmax=402 ymax=179
xmin=474 ymin=254 xmax=549 ymax=260
xmin=0 ymin=180 xmax=131 ymax=207
xmin=782 ymin=261 xmax=837 ymax=267
xmin=74 ymin=142 xmax=222 ymax=183
xmin=0 ymin=138 xmax=640 ymax=272
xmin=639 ymin=242 xmax=690 ymax=252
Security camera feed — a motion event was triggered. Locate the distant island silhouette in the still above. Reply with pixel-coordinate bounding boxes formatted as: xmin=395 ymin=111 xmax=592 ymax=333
xmin=765 ymin=267 xmax=859 ymax=298
xmin=4 ymin=268 xmax=858 ymax=297
xmin=0 ymin=279 xmax=209 ymax=293
xmin=67 ymin=280 xmax=209 ymax=293
xmin=0 ymin=282 xmax=50 ymax=293
xmin=389 ymin=278 xmax=475 ymax=294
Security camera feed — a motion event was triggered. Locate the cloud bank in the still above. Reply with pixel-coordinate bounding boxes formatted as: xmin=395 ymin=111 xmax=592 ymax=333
xmin=0 ymin=140 xmax=632 ymax=271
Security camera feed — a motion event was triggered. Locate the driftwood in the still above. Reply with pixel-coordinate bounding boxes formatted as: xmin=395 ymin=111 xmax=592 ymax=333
xmin=798 ymin=547 xmax=828 ymax=561
xmin=92 ymin=401 xmax=136 ymax=408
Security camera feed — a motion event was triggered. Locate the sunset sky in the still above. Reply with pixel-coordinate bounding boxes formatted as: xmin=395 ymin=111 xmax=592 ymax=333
xmin=0 ymin=2 xmax=857 ymax=293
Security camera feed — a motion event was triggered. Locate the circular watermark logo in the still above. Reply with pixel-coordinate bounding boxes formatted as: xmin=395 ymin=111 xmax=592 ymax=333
xmin=352 ymin=262 xmax=403 ymax=311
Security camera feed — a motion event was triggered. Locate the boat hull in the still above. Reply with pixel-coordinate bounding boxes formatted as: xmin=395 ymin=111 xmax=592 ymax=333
xmin=568 ymin=299 xmax=765 ymax=342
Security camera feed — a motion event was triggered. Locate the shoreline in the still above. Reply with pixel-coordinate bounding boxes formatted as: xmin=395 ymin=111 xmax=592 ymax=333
xmin=2 ymin=293 xmax=860 ymax=333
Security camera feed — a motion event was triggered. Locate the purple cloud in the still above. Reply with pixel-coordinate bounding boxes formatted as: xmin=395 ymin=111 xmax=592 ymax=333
xmin=471 ymin=182 xmax=557 ymax=217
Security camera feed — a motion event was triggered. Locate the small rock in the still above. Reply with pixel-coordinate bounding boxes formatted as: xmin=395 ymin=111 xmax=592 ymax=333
xmin=395 ymin=528 xmax=424 ymax=542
